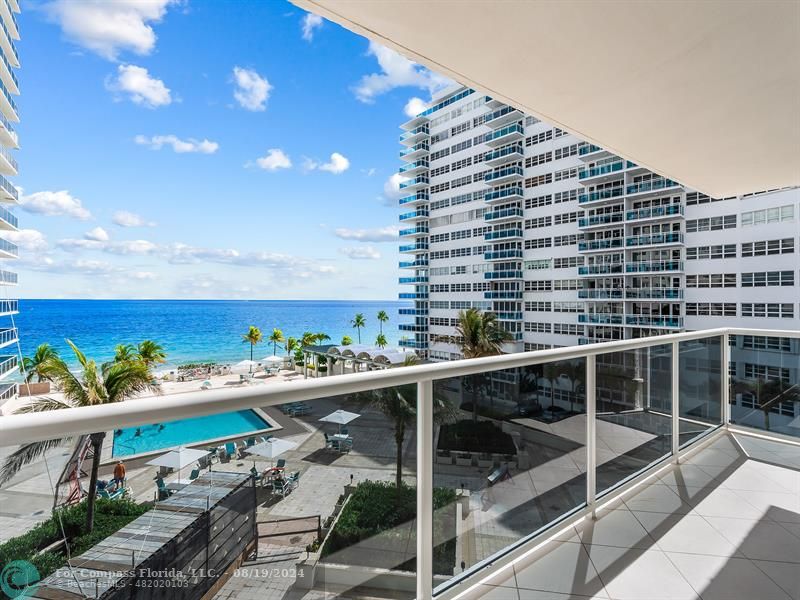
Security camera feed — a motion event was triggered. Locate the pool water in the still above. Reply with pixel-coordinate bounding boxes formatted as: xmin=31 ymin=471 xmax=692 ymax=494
xmin=112 ymin=409 xmax=270 ymax=457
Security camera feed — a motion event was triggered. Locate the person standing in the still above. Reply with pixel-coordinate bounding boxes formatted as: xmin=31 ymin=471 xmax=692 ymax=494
xmin=112 ymin=460 xmax=126 ymax=488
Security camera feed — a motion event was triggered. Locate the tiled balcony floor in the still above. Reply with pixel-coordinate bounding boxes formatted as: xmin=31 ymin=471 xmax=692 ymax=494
xmin=471 ymin=432 xmax=800 ymax=600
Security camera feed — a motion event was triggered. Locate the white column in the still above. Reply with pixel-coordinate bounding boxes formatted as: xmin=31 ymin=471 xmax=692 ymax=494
xmin=303 ymin=353 xmax=308 ymax=379
xmin=585 ymin=354 xmax=596 ymax=519
xmin=416 ymin=378 xmax=433 ymax=599
xmin=722 ymin=333 xmax=731 ymax=427
xmin=672 ymin=341 xmax=680 ymax=462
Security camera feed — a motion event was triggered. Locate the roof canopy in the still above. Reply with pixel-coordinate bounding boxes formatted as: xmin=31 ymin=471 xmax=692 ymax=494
xmin=293 ymin=0 xmax=800 ymax=198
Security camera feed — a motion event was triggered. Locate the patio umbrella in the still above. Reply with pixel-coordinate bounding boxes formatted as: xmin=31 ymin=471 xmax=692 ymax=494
xmin=232 ymin=359 xmax=258 ymax=374
xmin=319 ymin=409 xmax=361 ymax=433
xmin=262 ymin=355 xmax=284 ymax=364
xmin=147 ymin=446 xmax=209 ymax=482
xmin=246 ymin=437 xmax=297 ymax=467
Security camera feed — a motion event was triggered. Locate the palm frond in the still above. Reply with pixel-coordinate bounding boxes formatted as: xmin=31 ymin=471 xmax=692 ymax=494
xmin=66 ymin=339 xmax=89 ymax=369
xmin=14 ymin=396 xmax=75 ymax=413
xmin=38 ymin=354 xmax=89 ymax=407
xmin=104 ymin=360 xmax=161 ymax=402
xmin=0 ymin=438 xmax=71 ymax=486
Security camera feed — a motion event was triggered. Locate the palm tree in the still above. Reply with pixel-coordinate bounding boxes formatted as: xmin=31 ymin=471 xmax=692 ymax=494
xmin=341 ymin=335 xmax=353 ymax=346
xmin=113 ymin=343 xmax=137 ymax=363
xmin=242 ymin=326 xmax=262 ymax=365
xmin=0 ymin=340 xmax=160 ymax=533
xmin=563 ymin=360 xmax=584 ymax=413
xmin=314 ymin=332 xmax=331 ymax=345
xmin=440 ymin=308 xmax=513 ymax=420
xmin=375 ymin=333 xmax=388 ymax=349
xmin=300 ymin=331 xmax=317 ymax=349
xmin=543 ymin=362 xmax=560 ymax=411
xmin=285 ymin=337 xmax=298 ymax=366
xmin=20 ymin=343 xmax=59 ymax=383
xmin=137 ymin=340 xmax=166 ymax=367
xmin=351 ymin=313 xmax=366 ymax=344
xmin=267 ymin=328 xmax=285 ymax=356
xmin=377 ymin=310 xmax=389 ymax=335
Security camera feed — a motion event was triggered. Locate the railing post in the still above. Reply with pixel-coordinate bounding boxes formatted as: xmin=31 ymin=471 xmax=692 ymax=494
xmin=585 ymin=354 xmax=596 ymax=519
xmin=672 ymin=341 xmax=680 ymax=462
xmin=722 ymin=333 xmax=731 ymax=428
xmin=417 ymin=378 xmax=433 ymax=600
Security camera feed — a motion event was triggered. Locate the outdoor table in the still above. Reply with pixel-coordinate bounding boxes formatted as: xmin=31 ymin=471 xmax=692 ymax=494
xmin=165 ymin=482 xmax=189 ymax=492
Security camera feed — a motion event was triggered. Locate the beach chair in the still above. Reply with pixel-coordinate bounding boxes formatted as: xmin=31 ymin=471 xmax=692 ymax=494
xmin=246 ymin=437 xmax=256 ymax=447
xmin=340 ymin=438 xmax=353 ymax=454
xmin=225 ymin=442 xmax=237 ymax=457
xmin=324 ymin=433 xmax=332 ymax=449
xmin=98 ymin=487 xmax=127 ymax=500
xmin=218 ymin=447 xmax=230 ymax=464
xmin=188 ymin=468 xmax=200 ymax=481
xmin=237 ymin=441 xmax=249 ymax=459
xmin=288 ymin=471 xmax=300 ymax=490
xmin=155 ymin=477 xmax=173 ymax=501
xmin=197 ymin=455 xmax=210 ymax=470
xmin=276 ymin=458 xmax=286 ymax=469
xmin=341 ymin=426 xmax=349 ymax=435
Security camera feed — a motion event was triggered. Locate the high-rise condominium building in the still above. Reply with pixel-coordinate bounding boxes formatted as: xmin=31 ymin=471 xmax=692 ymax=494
xmin=0 ymin=0 xmax=20 ymax=408
xmin=398 ymin=85 xmax=800 ymax=428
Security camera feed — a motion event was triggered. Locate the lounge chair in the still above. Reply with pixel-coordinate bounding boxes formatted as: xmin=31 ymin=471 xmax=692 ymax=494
xmin=98 ymin=487 xmax=127 ymax=500
xmin=324 ymin=433 xmax=332 ymax=448
xmin=197 ymin=455 xmax=210 ymax=470
xmin=225 ymin=442 xmax=237 ymax=457
xmin=188 ymin=468 xmax=200 ymax=481
xmin=155 ymin=477 xmax=173 ymax=501
xmin=246 ymin=437 xmax=256 ymax=447
xmin=341 ymin=427 xmax=349 ymax=435
xmin=276 ymin=458 xmax=286 ymax=469
xmin=237 ymin=441 xmax=249 ymax=459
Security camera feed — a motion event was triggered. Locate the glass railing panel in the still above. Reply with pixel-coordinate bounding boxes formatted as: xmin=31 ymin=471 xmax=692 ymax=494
xmin=728 ymin=335 xmax=800 ymax=439
xmin=595 ymin=344 xmax=673 ymax=496
xmin=679 ymin=336 xmax=723 ymax=447
xmin=431 ymin=358 xmax=587 ymax=592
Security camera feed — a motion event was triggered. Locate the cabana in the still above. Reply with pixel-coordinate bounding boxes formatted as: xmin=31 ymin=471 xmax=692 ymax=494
xmin=301 ymin=344 xmax=417 ymax=378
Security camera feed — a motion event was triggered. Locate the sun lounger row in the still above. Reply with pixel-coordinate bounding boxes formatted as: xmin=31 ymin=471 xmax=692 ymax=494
xmin=200 ymin=435 xmax=274 ymax=466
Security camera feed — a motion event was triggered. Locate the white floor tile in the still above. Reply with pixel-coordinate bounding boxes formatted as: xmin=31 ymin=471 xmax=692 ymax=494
xmin=622 ymin=484 xmax=695 ymax=515
xmin=717 ymin=464 xmax=795 ymax=493
xmin=575 ymin=508 xmax=654 ymax=550
xmin=705 ymin=516 xmax=800 ymax=563
xmin=752 ymin=560 xmax=800 ymax=600
xmin=689 ymin=487 xmax=764 ymax=519
xmin=585 ymin=544 xmax=698 ymax=600
xmin=666 ymin=552 xmax=791 ymax=600
xmin=685 ymin=448 xmax=742 ymax=469
xmin=632 ymin=512 xmax=741 ymax=557
xmin=472 ymin=584 xmax=520 ymax=600
xmin=512 ymin=541 xmax=608 ymax=598
xmin=730 ymin=489 xmax=800 ymax=522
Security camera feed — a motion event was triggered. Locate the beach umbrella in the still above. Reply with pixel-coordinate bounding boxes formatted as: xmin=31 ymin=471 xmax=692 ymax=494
xmin=262 ymin=355 xmax=284 ymax=363
xmin=319 ymin=409 xmax=361 ymax=433
xmin=247 ymin=438 xmax=297 ymax=468
xmin=147 ymin=446 xmax=209 ymax=470
xmin=232 ymin=359 xmax=258 ymax=374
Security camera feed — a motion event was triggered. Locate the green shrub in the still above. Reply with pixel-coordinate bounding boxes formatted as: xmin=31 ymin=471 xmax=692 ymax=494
xmin=0 ymin=498 xmax=150 ymax=580
xmin=438 ymin=419 xmax=516 ymax=455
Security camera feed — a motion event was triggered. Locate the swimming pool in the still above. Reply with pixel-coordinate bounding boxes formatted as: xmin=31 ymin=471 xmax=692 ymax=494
xmin=112 ymin=409 xmax=271 ymax=457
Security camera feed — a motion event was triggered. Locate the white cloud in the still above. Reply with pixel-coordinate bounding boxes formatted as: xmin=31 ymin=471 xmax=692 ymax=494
xmin=304 ymin=152 xmax=350 ymax=175
xmin=134 ymin=134 xmax=219 ymax=154
xmin=43 ymin=0 xmax=176 ymax=61
xmin=301 ymin=13 xmax=323 ymax=41
xmin=84 ymin=226 xmax=109 ymax=242
xmin=385 ymin=173 xmax=408 ymax=199
xmin=334 ymin=225 xmax=399 ymax=242
xmin=5 ymin=229 xmax=48 ymax=252
xmin=21 ymin=190 xmax=92 ymax=220
xmin=112 ymin=210 xmax=156 ymax=228
xmin=106 ymin=64 xmax=172 ymax=108
xmin=362 ymin=167 xmax=377 ymax=177
xmin=57 ymin=237 xmax=157 ymax=255
xmin=339 ymin=246 xmax=381 ymax=260
xmin=353 ymin=42 xmax=452 ymax=103
xmin=404 ymin=96 xmax=428 ymax=118
xmin=232 ymin=67 xmax=271 ymax=111
xmin=131 ymin=271 xmax=157 ymax=280
xmin=254 ymin=148 xmax=292 ymax=171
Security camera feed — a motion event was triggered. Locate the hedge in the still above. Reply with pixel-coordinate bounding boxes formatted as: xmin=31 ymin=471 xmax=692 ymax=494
xmin=438 ymin=419 xmax=517 ymax=455
xmin=0 ymin=498 xmax=150 ymax=581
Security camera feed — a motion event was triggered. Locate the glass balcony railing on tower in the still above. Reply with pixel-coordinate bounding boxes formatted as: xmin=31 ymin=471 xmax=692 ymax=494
xmin=399 ymin=241 xmax=429 ymax=253
xmin=625 ymin=261 xmax=684 ymax=273
xmin=398 ymin=338 xmax=428 ymax=349
xmin=484 ymin=207 xmax=523 ymax=222
xmin=579 ymin=143 xmax=602 ymax=156
xmin=399 ymin=142 xmax=430 ymax=161
xmin=399 ymin=176 xmax=429 ymax=191
xmin=399 ymin=225 xmax=429 ymax=238
xmin=0 ymin=353 xmax=17 ymax=378
xmin=626 ymin=178 xmax=680 ymax=196
xmin=579 ymin=314 xmax=623 ymax=325
xmin=484 ymin=105 xmax=522 ymax=128
xmin=578 ymin=289 xmax=623 ymax=300
xmin=578 ymin=213 xmax=623 ymax=228
xmin=399 ymin=208 xmax=429 ymax=222
xmin=485 ymin=165 xmax=523 ymax=185
xmin=495 ymin=311 xmax=522 ymax=321
xmin=399 ymin=124 xmax=430 ymax=145
xmin=484 ymin=228 xmax=523 ymax=241
xmin=399 ymin=259 xmax=428 ymax=269
xmin=0 ymin=172 xmax=17 ymax=202
xmin=485 ymin=186 xmax=523 ymax=204
xmin=484 ymin=290 xmax=523 ymax=300
xmin=0 ymin=204 xmax=17 ymax=229
xmin=485 ymin=249 xmax=523 ymax=261
xmin=0 ymin=236 xmax=17 ymax=257
xmin=626 ymin=204 xmax=684 ymax=221
xmin=484 ymin=144 xmax=524 ymax=167
xmin=484 ymin=270 xmax=523 ymax=280
xmin=0 ymin=269 xmax=17 ymax=284
xmin=625 ymin=233 xmax=684 ymax=247
xmin=398 ymin=192 xmax=429 ymax=206
xmin=0 ymin=298 xmax=17 ymax=314
xmin=399 ymin=292 xmax=429 ymax=300
xmin=578 ymin=238 xmax=623 ymax=252
xmin=625 ymin=316 xmax=684 ymax=328
xmin=398 ymin=160 xmax=429 ymax=177
xmin=579 ymin=187 xmax=624 ymax=204
xmin=578 ymin=161 xmax=628 ymax=180
xmin=484 ymin=122 xmax=524 ymax=147
xmin=625 ymin=288 xmax=684 ymax=299
xmin=0 ymin=15 xmax=19 ymax=67
xmin=398 ymin=307 xmax=429 ymax=316
xmin=399 ymin=276 xmax=429 ymax=285
xmin=0 ymin=326 xmax=17 ymax=347
xmin=579 ymin=264 xmax=623 ymax=276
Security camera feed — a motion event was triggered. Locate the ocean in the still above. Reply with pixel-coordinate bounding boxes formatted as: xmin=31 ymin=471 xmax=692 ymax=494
xmin=14 ymin=300 xmax=408 ymax=369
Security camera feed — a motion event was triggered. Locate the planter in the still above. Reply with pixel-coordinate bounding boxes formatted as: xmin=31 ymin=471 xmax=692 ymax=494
xmin=19 ymin=382 xmax=51 ymax=396
xmin=455 ymin=453 xmax=473 ymax=467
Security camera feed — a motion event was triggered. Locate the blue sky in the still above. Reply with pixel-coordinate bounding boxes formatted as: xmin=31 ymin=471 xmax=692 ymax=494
xmin=10 ymin=0 xmax=452 ymax=299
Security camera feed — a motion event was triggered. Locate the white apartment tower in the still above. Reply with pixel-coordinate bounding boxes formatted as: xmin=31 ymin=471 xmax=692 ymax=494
xmin=0 ymin=0 xmax=20 ymax=407
xmin=398 ymin=86 xmax=800 ymax=425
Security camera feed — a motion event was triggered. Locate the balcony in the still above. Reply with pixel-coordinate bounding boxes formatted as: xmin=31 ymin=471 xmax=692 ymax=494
xmin=495 ymin=311 xmax=522 ymax=320
xmin=578 ymin=143 xmax=608 ymax=158
xmin=398 ymin=175 xmax=429 ymax=192
xmin=0 ymin=14 xmax=19 ymax=68
xmin=0 ymin=268 xmax=17 ymax=284
xmin=398 ymin=323 xmax=428 ymax=333
xmin=484 ymin=144 xmax=524 ymax=167
xmin=0 ymin=329 xmax=798 ymax=600
xmin=399 ymin=241 xmax=429 ymax=254
xmin=398 ymin=259 xmax=428 ymax=269
xmin=0 ymin=203 xmax=16 ymax=230
xmin=0 ymin=110 xmax=16 ymax=148
xmin=484 ymin=207 xmax=523 ymax=223
xmin=485 ymin=249 xmax=523 ymax=261
xmin=0 ymin=0 xmax=19 ymax=42
xmin=399 ymin=208 xmax=429 ymax=222
xmin=0 ymin=235 xmax=17 ymax=258
xmin=0 ymin=74 xmax=17 ymax=122
xmin=626 ymin=177 xmax=681 ymax=196
xmin=0 ymin=353 xmax=16 ymax=379
xmin=579 ymin=187 xmax=624 ymax=205
xmin=398 ymin=276 xmax=428 ymax=284
xmin=0 ymin=35 xmax=17 ymax=95
xmin=578 ymin=238 xmax=623 ymax=252
xmin=626 ymin=260 xmax=684 ymax=273
xmin=397 ymin=160 xmax=429 ymax=177
xmin=399 ymin=142 xmax=429 ymax=161
xmin=578 ymin=212 xmax=623 ymax=229
xmin=484 ymin=186 xmax=523 ymax=204
xmin=485 ymin=105 xmax=522 ymax=128
xmin=0 ymin=298 xmax=17 ymax=314
xmin=578 ymin=289 xmax=623 ymax=299
xmin=0 ymin=381 xmax=14 ymax=402
xmin=484 ymin=122 xmax=524 ymax=147
xmin=626 ymin=204 xmax=685 ymax=221
xmin=399 ymin=125 xmax=429 ymax=146
xmin=399 ymin=225 xmax=429 ymax=238
xmin=0 ymin=172 xmax=17 ymax=203
xmin=625 ymin=232 xmax=684 ymax=247
xmin=485 ymin=290 xmax=523 ymax=300
xmin=398 ymin=192 xmax=429 ymax=206
xmin=0 ymin=325 xmax=16 ymax=348
xmin=579 ymin=313 xmax=624 ymax=324
xmin=484 ymin=270 xmax=523 ymax=280
xmin=400 ymin=112 xmax=429 ymax=130
xmin=485 ymin=228 xmax=523 ymax=241
xmin=626 ymin=287 xmax=684 ymax=299
xmin=398 ymin=291 xmax=429 ymax=299
xmin=579 ymin=264 xmax=623 ymax=276
xmin=0 ymin=144 xmax=16 ymax=176
xmin=625 ymin=315 xmax=685 ymax=328
xmin=578 ymin=160 xmax=634 ymax=182
xmin=484 ymin=165 xmax=523 ymax=186
xmin=398 ymin=307 xmax=428 ymax=316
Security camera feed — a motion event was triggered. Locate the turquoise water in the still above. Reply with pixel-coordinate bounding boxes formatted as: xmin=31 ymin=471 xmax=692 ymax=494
xmin=16 ymin=299 xmax=407 ymax=369
xmin=112 ymin=409 xmax=270 ymax=457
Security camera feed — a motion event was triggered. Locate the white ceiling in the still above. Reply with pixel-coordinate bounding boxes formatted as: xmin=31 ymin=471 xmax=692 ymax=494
xmin=293 ymin=0 xmax=800 ymax=198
